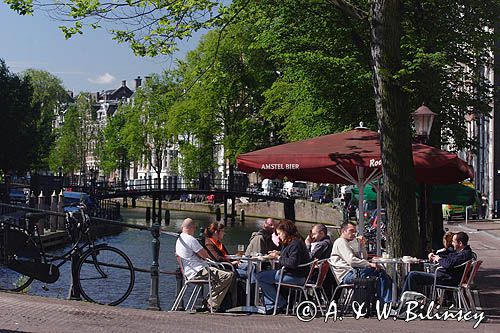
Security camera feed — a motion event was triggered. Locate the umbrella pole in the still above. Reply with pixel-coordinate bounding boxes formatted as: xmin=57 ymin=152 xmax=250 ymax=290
xmin=376 ymin=178 xmax=382 ymax=256
xmin=356 ymin=166 xmax=365 ymax=259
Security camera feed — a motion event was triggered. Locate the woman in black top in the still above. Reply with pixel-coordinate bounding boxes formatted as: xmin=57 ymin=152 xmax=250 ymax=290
xmin=256 ymin=219 xmax=311 ymax=314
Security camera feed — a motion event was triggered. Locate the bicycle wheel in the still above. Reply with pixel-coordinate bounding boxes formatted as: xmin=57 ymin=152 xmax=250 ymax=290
xmin=0 ymin=226 xmax=37 ymax=292
xmin=77 ymin=245 xmax=135 ymax=306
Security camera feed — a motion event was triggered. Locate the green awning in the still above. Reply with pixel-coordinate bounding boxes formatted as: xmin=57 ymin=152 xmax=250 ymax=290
xmin=431 ymin=184 xmax=479 ymax=206
xmin=352 ymin=183 xmax=479 ymax=206
xmin=351 ymin=184 xmax=379 ymax=202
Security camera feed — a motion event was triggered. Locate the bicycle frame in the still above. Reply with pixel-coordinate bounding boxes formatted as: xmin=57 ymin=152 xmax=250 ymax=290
xmin=35 ymin=209 xmax=101 ymax=271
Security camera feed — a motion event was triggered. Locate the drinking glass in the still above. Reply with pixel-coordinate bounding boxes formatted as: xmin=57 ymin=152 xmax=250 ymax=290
xmin=237 ymin=244 xmax=245 ymax=256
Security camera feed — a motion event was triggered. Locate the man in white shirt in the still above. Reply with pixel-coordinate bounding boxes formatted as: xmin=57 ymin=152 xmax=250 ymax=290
xmin=176 ymin=218 xmax=234 ymax=311
xmin=330 ymin=221 xmax=392 ymax=303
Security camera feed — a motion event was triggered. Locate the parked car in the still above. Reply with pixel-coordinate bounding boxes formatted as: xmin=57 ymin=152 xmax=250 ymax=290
xmin=260 ymin=179 xmax=283 ymax=196
xmin=442 ymin=204 xmax=478 ymax=220
xmin=63 ymin=191 xmax=95 ymax=212
xmin=310 ymin=185 xmax=333 ymax=203
xmin=207 ymin=193 xmax=224 ymax=204
xmin=282 ymin=181 xmax=308 ymax=198
xmin=9 ymin=189 xmax=28 ymax=204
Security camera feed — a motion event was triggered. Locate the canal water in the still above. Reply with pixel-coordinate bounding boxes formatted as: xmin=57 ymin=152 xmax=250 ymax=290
xmin=26 ymin=208 xmax=315 ymax=310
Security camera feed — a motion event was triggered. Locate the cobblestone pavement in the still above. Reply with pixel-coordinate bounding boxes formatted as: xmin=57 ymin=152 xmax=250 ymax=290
xmin=1 ymin=220 xmax=499 ymax=333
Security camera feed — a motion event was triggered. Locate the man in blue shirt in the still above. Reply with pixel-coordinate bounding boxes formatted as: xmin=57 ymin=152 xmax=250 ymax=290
xmin=401 ymin=231 xmax=474 ymax=293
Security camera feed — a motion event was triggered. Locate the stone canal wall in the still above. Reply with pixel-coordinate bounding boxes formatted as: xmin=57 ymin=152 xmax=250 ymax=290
xmin=132 ymin=198 xmax=343 ymax=225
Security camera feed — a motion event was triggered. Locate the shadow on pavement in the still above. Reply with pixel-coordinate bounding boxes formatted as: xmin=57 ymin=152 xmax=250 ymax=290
xmin=477 ymin=267 xmax=500 ymax=322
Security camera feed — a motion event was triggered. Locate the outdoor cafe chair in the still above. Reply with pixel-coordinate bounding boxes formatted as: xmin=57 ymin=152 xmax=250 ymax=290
xmin=171 ymin=255 xmax=214 ymax=313
xmin=206 ymin=258 xmax=236 ymax=272
xmin=463 ymin=260 xmax=482 ymax=312
xmin=273 ymin=259 xmax=319 ymax=316
xmin=328 ymin=259 xmax=355 ymax=317
xmin=303 ymin=259 xmax=331 ymax=316
xmin=431 ymin=259 xmax=475 ymax=311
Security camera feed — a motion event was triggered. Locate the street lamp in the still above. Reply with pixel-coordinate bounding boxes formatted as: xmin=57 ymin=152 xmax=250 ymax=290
xmin=412 ymin=104 xmax=436 ymax=140
xmin=412 ymin=104 xmax=436 ymax=257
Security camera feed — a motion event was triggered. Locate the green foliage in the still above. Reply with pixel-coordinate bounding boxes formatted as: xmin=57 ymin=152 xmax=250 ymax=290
xmin=7 ymin=0 xmax=495 ymax=151
xmin=172 ymin=21 xmax=276 ymax=179
xmin=7 ymin=0 xmax=225 ymax=57
xmin=244 ymin=0 xmax=376 ymax=141
xmin=48 ymin=93 xmax=94 ymax=174
xmin=48 ymin=105 xmax=80 ymax=173
xmin=96 ymin=109 xmax=128 ymax=174
xmin=0 ymin=59 xmax=38 ymax=174
xmin=400 ymin=0 xmax=497 ymax=150
xmin=4 ymin=0 xmax=33 ymax=15
xmin=120 ymin=73 xmax=178 ymax=182
xmin=22 ymin=69 xmax=70 ymax=170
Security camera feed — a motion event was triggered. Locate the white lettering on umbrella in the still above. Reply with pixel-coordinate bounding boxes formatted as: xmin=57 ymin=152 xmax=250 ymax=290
xmin=261 ymin=164 xmax=283 ymax=169
xmin=261 ymin=163 xmax=300 ymax=170
xmin=369 ymin=159 xmax=382 ymax=167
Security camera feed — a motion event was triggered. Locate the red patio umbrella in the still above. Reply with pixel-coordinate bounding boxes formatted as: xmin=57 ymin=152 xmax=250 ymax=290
xmin=237 ymin=127 xmax=473 ymax=185
xmin=237 ymin=126 xmax=473 ymax=246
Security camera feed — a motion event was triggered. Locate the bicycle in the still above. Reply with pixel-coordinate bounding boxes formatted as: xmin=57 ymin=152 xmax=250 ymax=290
xmin=0 ymin=203 xmax=135 ymax=306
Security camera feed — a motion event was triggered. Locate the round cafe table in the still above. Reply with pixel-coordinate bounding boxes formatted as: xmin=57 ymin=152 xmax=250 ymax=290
xmin=371 ymin=257 xmax=427 ymax=305
xmin=226 ymin=255 xmax=277 ymax=314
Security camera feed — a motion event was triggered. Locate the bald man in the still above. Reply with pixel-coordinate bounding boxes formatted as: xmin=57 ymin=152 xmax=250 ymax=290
xmin=245 ymin=218 xmax=280 ymax=256
xmin=176 ymin=218 xmax=234 ymax=311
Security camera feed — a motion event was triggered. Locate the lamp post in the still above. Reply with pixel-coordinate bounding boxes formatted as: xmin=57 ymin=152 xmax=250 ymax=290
xmin=412 ymin=104 xmax=436 ymax=256
xmin=412 ymin=104 xmax=436 ymax=141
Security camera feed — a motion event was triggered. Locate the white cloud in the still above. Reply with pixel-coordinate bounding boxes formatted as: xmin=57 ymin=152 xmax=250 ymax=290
xmin=88 ymin=73 xmax=115 ymax=84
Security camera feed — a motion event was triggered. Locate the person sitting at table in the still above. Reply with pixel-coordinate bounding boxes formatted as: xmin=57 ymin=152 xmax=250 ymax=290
xmin=245 ymin=218 xmax=280 ymax=256
xmin=256 ymin=219 xmax=311 ymax=315
xmin=401 ymin=231 xmax=473 ymax=294
xmin=305 ymin=224 xmax=333 ymax=260
xmin=204 ymin=223 xmax=239 ymax=265
xmin=434 ymin=231 xmax=454 ymax=257
xmin=330 ymin=221 xmax=392 ymax=303
xmin=175 ymin=218 xmax=235 ymax=312
xmin=305 ymin=224 xmax=335 ymax=299
xmin=203 ymin=222 xmax=242 ymax=307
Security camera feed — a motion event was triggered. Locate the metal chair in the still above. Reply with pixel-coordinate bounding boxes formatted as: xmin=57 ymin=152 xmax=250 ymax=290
xmin=273 ymin=260 xmax=317 ymax=315
xmin=431 ymin=259 xmax=474 ymax=311
xmin=328 ymin=259 xmax=354 ymax=317
xmin=464 ymin=260 xmax=482 ymax=312
xmin=303 ymin=259 xmax=331 ymax=316
xmin=171 ymin=256 xmax=214 ymax=313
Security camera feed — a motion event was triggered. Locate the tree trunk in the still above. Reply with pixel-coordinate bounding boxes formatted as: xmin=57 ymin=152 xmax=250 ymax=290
xmin=370 ymin=0 xmax=419 ymax=257
xmin=430 ymin=202 xmax=445 ymax=250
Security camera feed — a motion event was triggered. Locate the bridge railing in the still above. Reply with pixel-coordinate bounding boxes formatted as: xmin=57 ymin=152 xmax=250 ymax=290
xmin=72 ymin=176 xmax=295 ymax=201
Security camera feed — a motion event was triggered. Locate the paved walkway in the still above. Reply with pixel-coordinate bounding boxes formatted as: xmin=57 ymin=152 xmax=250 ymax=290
xmin=1 ymin=220 xmax=499 ymax=333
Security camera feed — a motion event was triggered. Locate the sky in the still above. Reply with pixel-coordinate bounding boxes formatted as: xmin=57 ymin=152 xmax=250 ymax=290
xmin=0 ymin=3 xmax=200 ymax=94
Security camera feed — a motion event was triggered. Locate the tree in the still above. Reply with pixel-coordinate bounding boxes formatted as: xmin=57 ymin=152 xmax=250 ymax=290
xmin=48 ymin=104 xmax=81 ymax=174
xmin=236 ymin=0 xmax=496 ymax=255
xmin=122 ymin=74 xmax=178 ymax=189
xmin=243 ymin=0 xmax=376 ymax=141
xmin=0 ymin=59 xmax=38 ymax=174
xmin=22 ymin=69 xmax=70 ymax=171
xmin=172 ymin=25 xmax=275 ymax=185
xmin=49 ymin=93 xmax=94 ymax=181
xmin=96 ymin=108 xmax=129 ymax=180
